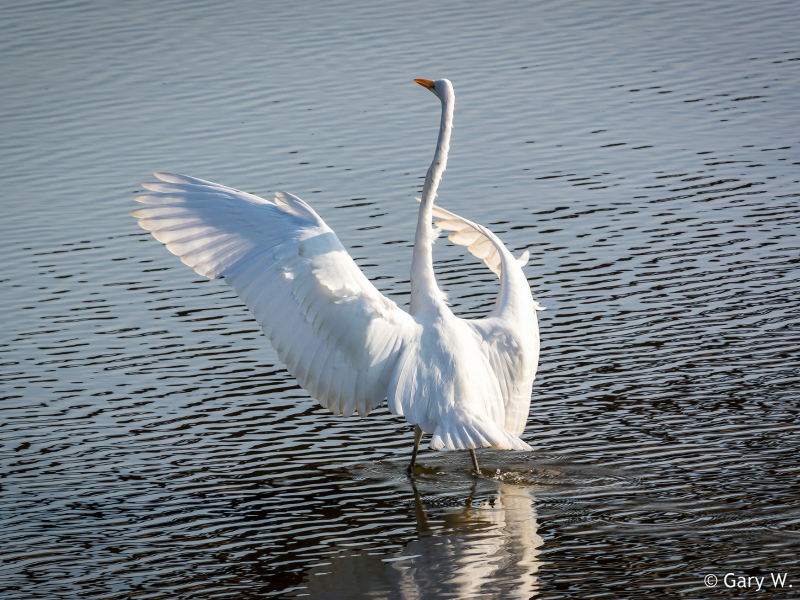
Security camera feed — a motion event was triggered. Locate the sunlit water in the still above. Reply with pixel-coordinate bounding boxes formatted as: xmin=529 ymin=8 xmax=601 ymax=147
xmin=1 ymin=0 xmax=799 ymax=598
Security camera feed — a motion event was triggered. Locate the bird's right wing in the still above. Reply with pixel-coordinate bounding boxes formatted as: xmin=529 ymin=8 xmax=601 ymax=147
xmin=416 ymin=197 xmax=529 ymax=277
xmin=133 ymin=172 xmax=419 ymax=417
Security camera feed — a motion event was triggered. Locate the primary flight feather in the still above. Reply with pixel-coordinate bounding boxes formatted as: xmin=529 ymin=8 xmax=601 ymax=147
xmin=132 ymin=78 xmax=542 ymax=472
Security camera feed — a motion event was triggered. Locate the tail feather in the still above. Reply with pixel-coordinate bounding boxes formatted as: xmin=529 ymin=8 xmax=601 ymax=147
xmin=429 ymin=415 xmax=532 ymax=451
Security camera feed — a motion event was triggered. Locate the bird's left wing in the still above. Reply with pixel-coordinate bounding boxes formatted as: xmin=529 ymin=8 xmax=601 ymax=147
xmin=132 ymin=172 xmax=418 ymax=417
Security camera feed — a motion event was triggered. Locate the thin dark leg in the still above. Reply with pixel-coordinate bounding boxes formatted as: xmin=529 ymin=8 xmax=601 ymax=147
xmin=407 ymin=425 xmax=424 ymax=475
xmin=469 ymin=448 xmax=480 ymax=474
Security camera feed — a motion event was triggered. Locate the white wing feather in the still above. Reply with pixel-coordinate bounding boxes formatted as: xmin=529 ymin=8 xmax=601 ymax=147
xmin=417 ymin=197 xmax=530 ymax=276
xmin=133 ymin=172 xmax=417 ymax=417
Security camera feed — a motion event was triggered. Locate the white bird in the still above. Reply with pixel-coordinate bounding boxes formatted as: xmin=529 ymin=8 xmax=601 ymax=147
xmin=131 ymin=78 xmax=542 ymax=474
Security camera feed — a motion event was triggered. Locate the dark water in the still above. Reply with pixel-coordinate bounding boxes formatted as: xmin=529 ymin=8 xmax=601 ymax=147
xmin=2 ymin=0 xmax=799 ymax=598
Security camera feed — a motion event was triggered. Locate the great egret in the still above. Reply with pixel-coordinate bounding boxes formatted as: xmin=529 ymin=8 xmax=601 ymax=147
xmin=131 ymin=78 xmax=542 ymax=474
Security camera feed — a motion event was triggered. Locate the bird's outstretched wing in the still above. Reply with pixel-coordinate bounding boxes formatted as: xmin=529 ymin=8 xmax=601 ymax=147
xmin=133 ymin=172 xmax=418 ymax=417
xmin=418 ymin=200 xmax=542 ymax=437
xmin=417 ymin=197 xmax=530 ymax=276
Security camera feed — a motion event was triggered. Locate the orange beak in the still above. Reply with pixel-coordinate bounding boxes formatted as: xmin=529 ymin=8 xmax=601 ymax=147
xmin=414 ymin=78 xmax=435 ymax=91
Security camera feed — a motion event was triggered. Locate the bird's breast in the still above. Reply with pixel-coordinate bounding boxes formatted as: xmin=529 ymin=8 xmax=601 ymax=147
xmin=386 ymin=316 xmax=505 ymax=433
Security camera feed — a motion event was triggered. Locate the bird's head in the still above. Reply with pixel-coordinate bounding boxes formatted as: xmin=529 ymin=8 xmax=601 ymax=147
xmin=414 ymin=78 xmax=453 ymax=102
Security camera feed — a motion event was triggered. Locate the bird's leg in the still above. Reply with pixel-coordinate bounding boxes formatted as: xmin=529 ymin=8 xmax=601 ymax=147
xmin=407 ymin=425 xmax=424 ymax=475
xmin=469 ymin=448 xmax=481 ymax=475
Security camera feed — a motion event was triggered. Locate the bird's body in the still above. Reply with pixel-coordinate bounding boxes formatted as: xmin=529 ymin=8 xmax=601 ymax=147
xmin=132 ymin=78 xmax=541 ymax=465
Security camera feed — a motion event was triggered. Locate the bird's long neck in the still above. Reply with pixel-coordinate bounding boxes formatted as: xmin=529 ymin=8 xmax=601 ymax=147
xmin=410 ymin=91 xmax=454 ymax=315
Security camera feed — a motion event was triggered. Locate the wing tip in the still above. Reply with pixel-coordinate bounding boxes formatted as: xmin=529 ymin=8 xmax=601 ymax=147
xmin=152 ymin=171 xmax=184 ymax=184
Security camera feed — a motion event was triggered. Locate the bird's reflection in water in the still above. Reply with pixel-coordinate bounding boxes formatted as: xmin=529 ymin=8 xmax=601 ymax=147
xmin=295 ymin=478 xmax=543 ymax=599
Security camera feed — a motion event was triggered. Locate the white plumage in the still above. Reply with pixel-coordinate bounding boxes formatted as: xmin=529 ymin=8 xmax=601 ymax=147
xmin=132 ymin=78 xmax=542 ymax=468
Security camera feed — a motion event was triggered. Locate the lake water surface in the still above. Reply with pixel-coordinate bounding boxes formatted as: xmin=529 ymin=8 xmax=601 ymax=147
xmin=1 ymin=0 xmax=799 ymax=598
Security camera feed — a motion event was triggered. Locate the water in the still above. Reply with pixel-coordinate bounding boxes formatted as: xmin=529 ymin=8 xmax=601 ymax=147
xmin=1 ymin=0 xmax=799 ymax=597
